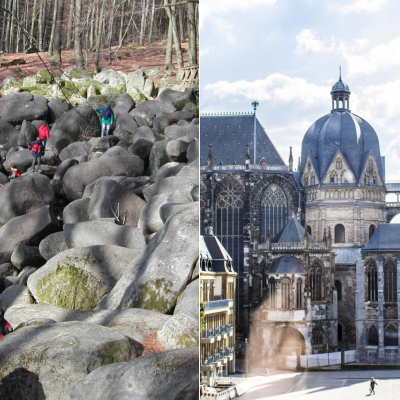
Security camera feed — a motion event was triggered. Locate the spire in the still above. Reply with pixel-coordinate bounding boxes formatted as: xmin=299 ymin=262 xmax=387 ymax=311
xmin=251 ymin=101 xmax=259 ymax=163
xmin=327 ymin=226 xmax=332 ymax=248
xmin=331 ymin=67 xmax=351 ymax=111
xmin=339 ymin=65 xmax=342 ymax=81
xmin=245 ymin=143 xmax=250 ymax=169
xmin=204 ymin=200 xmax=214 ymax=235
xmin=207 ymin=144 xmax=213 ymax=170
xmin=298 ymin=156 xmax=301 ymax=171
xmin=289 ymin=146 xmax=293 ymax=171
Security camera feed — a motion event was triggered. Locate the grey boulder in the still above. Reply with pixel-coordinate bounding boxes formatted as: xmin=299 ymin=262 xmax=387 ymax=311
xmin=11 ymin=244 xmax=45 ymax=270
xmin=38 ymin=231 xmax=68 ymax=260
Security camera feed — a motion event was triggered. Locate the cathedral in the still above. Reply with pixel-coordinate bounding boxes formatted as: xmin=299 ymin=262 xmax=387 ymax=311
xmin=200 ymin=73 xmax=400 ymax=365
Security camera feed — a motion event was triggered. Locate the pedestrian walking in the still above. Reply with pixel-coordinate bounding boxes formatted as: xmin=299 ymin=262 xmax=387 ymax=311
xmin=28 ymin=137 xmax=43 ymax=173
xmin=96 ymin=103 xmax=114 ymax=137
xmin=370 ymin=377 xmax=378 ymax=395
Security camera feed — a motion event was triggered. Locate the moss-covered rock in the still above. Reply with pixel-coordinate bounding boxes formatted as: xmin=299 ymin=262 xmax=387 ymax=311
xmin=36 ymin=69 xmax=54 ymax=84
xmin=126 ymin=87 xmax=148 ymax=105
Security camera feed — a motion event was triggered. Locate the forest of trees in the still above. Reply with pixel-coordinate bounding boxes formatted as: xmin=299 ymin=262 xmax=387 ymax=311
xmin=0 ymin=0 xmax=198 ymax=71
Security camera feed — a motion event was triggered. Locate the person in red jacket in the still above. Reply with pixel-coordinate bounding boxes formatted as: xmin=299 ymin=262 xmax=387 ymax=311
xmin=28 ymin=137 xmax=43 ymax=173
xmin=38 ymin=122 xmax=49 ymax=151
xmin=8 ymin=165 xmax=21 ymax=180
xmin=0 ymin=307 xmax=12 ymax=338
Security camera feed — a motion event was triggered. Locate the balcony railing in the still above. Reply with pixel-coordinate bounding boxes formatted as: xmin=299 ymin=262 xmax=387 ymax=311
xmin=202 ymin=348 xmax=235 ymax=366
xmin=204 ymin=299 xmax=230 ymax=312
xmin=201 ymin=324 xmax=233 ymax=339
xmin=200 ymin=164 xmax=289 ymax=173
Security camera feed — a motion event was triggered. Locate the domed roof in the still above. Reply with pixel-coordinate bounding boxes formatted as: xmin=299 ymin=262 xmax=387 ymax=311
xmin=331 ymin=78 xmax=350 ymax=92
xmin=301 ymin=110 xmax=383 ymax=183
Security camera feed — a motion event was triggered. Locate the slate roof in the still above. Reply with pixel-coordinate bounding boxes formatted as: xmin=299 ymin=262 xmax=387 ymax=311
xmin=362 ymin=224 xmax=400 ymax=253
xmin=331 ymin=78 xmax=350 ymax=92
xmin=200 ymin=114 xmax=285 ymax=166
xmin=200 ymin=234 xmax=234 ymax=273
xmin=272 ymin=217 xmax=316 ymax=243
xmin=268 ymin=256 xmax=307 ymax=274
xmin=301 ymin=111 xmax=383 ymax=183
xmin=334 ymin=248 xmax=362 ymax=265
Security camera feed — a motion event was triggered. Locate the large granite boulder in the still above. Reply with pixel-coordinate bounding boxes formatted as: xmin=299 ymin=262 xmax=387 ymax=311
xmin=62 ymin=198 xmax=90 ymax=224
xmin=0 ymin=206 xmax=59 ymax=264
xmin=0 ymin=93 xmax=48 ymax=124
xmin=59 ymin=141 xmax=91 ymax=162
xmin=0 ymin=174 xmax=55 ymax=225
xmin=0 ymin=321 xmax=136 ymax=400
xmin=96 ymin=203 xmax=198 ymax=312
xmin=46 ymin=105 xmax=100 ymax=153
xmin=63 ymin=348 xmax=198 ymax=400
xmin=157 ymin=88 xmax=195 ymax=110
xmin=38 ymin=231 xmax=68 ymax=260
xmin=47 ymin=97 xmax=70 ymax=124
xmin=130 ymin=100 xmax=176 ymax=125
xmin=64 ymin=221 xmax=146 ymax=251
xmin=0 ymin=285 xmax=33 ymax=310
xmin=10 ymin=245 xmax=46 ymax=270
xmin=62 ymin=155 xmax=144 ymax=200
xmin=17 ymin=120 xmax=37 ymax=147
xmin=27 ymin=245 xmax=141 ymax=310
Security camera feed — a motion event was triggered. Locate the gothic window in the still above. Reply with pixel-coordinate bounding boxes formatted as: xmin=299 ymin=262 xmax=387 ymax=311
xmin=296 ymin=278 xmax=303 ymax=309
xmin=335 ymin=280 xmax=342 ymax=301
xmin=311 ymin=174 xmax=315 ymax=185
xmin=368 ymin=324 xmax=378 ymax=346
xmin=310 ymin=262 xmax=322 ymax=301
xmin=281 ymin=278 xmax=291 ymax=310
xmin=364 ymin=174 xmax=368 ymax=184
xmin=368 ymin=225 xmax=375 ymax=239
xmin=368 ymin=160 xmax=374 ymax=173
xmin=261 ymin=184 xmax=287 ymax=239
xmin=335 ymin=224 xmax=345 ymax=243
xmin=330 ymin=174 xmax=335 ymax=183
xmin=373 ymin=175 xmax=377 ymax=185
xmin=312 ymin=328 xmax=324 ymax=345
xmin=307 ymin=162 xmax=311 ymax=172
xmin=268 ymin=277 xmax=277 ymax=309
xmin=306 ymin=225 xmax=312 ymax=236
xmin=384 ymin=324 xmax=398 ymax=346
xmin=384 ymin=260 xmax=397 ymax=303
xmin=366 ymin=259 xmax=378 ymax=302
xmin=336 ymin=159 xmax=342 ymax=169
xmin=215 ymin=178 xmax=244 ymax=286
xmin=304 ymin=176 xmax=308 ymax=186
xmin=338 ymin=324 xmax=343 ymax=342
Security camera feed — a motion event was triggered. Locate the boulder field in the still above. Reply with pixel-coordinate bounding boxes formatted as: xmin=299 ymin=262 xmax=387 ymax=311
xmin=0 ymin=72 xmax=199 ymax=399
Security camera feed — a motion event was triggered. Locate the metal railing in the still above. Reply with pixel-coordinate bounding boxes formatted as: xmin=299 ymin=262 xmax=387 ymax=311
xmin=204 ymin=299 xmax=230 ymax=311
xmin=202 ymin=348 xmax=235 ymax=366
xmin=201 ymin=324 xmax=233 ymax=339
xmin=200 ymin=164 xmax=289 ymax=172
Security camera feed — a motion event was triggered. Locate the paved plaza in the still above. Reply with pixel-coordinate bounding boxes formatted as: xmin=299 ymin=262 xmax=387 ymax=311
xmin=240 ymin=369 xmax=400 ymax=399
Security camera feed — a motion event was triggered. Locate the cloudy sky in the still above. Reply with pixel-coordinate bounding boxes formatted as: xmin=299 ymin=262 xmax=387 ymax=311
xmin=200 ymin=0 xmax=400 ymax=182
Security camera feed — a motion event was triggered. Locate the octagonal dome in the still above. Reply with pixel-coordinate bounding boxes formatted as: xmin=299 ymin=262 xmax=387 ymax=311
xmin=331 ymin=78 xmax=350 ymax=92
xmin=301 ymin=110 xmax=383 ymax=183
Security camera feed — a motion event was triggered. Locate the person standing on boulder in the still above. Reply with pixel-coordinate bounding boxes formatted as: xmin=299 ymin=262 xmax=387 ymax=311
xmin=38 ymin=121 xmax=49 ymax=151
xmin=0 ymin=307 xmax=13 ymax=338
xmin=28 ymin=137 xmax=43 ymax=173
xmin=96 ymin=103 xmax=114 ymax=137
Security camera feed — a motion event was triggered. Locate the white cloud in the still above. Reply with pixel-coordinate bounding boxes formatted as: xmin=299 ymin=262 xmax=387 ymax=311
xmin=342 ymin=36 xmax=400 ymax=76
xmin=213 ymin=18 xmax=235 ymax=43
xmin=330 ymin=0 xmax=389 ymax=14
xmin=203 ymin=74 xmax=328 ymax=105
xmin=199 ymin=46 xmax=212 ymax=57
xmin=296 ymin=29 xmax=336 ymax=53
xmin=200 ymin=0 xmax=277 ymax=29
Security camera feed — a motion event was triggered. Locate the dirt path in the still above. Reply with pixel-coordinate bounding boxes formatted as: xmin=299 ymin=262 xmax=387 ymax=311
xmin=0 ymin=39 xmax=189 ymax=82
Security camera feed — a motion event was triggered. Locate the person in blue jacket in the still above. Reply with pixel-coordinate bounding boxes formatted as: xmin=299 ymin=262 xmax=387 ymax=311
xmin=96 ymin=103 xmax=114 ymax=137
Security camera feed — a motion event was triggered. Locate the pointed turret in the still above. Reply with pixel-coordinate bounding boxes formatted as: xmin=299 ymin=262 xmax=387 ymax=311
xmin=298 ymin=156 xmax=301 ymax=172
xmin=289 ymin=147 xmax=293 ymax=171
xmin=245 ymin=143 xmax=250 ymax=169
xmin=327 ymin=226 xmax=332 ymax=248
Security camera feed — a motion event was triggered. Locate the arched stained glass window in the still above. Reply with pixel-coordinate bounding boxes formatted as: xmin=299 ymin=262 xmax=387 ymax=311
xmin=215 ymin=178 xmax=244 ymax=279
xmin=268 ymin=277 xmax=277 ymax=309
xmin=366 ymin=259 xmax=378 ymax=302
xmin=310 ymin=262 xmax=322 ymax=301
xmin=384 ymin=324 xmax=398 ymax=346
xmin=260 ymin=184 xmax=287 ymax=238
xmin=368 ymin=324 xmax=378 ymax=346
xmin=384 ymin=260 xmax=397 ymax=303
xmin=296 ymin=278 xmax=303 ymax=309
xmin=335 ymin=224 xmax=345 ymax=243
xmin=281 ymin=278 xmax=291 ymax=310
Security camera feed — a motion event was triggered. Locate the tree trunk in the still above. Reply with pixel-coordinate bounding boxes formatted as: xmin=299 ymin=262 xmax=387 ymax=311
xmin=74 ymin=0 xmax=83 ymax=68
xmin=148 ymin=0 xmax=155 ymax=45
xmin=48 ymin=0 xmax=58 ymax=56
xmin=139 ymin=0 xmax=147 ymax=46
xmin=187 ymin=0 xmax=197 ymax=65
xmin=93 ymin=0 xmax=106 ymax=73
xmin=38 ymin=0 xmax=46 ymax=51
xmin=178 ymin=3 xmax=184 ymax=44
xmin=164 ymin=0 xmax=183 ymax=73
xmin=53 ymin=0 xmax=64 ymax=66
xmin=164 ymin=18 xmax=173 ymax=70
xmin=118 ymin=0 xmax=125 ymax=45
xmin=29 ymin=0 xmax=38 ymax=47
xmin=65 ymin=0 xmax=75 ymax=50
xmin=107 ymin=0 xmax=116 ymax=64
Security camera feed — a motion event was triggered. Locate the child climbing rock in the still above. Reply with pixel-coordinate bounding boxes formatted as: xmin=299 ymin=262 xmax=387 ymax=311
xmin=28 ymin=137 xmax=43 ymax=173
xmin=8 ymin=166 xmax=21 ymax=180
xmin=96 ymin=103 xmax=114 ymax=137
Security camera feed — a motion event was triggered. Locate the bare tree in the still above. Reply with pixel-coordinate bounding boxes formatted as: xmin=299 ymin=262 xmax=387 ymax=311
xmin=53 ymin=0 xmax=64 ymax=66
xmin=164 ymin=0 xmax=183 ymax=73
xmin=93 ymin=0 xmax=106 ymax=73
xmin=186 ymin=0 xmax=197 ymax=65
xmin=74 ymin=0 xmax=83 ymax=68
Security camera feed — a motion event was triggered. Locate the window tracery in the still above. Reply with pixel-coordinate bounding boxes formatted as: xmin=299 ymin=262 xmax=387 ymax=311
xmin=368 ymin=324 xmax=378 ymax=346
xmin=365 ymin=259 xmax=378 ymax=302
xmin=261 ymin=184 xmax=287 ymax=238
xmin=281 ymin=278 xmax=291 ymax=310
xmin=384 ymin=259 xmax=397 ymax=303
xmin=310 ymin=262 xmax=322 ymax=301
